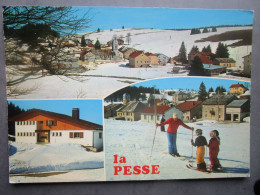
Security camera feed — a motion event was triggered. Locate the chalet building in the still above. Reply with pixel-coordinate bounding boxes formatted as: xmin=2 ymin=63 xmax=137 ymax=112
xmin=9 ymin=108 xmax=103 ymax=150
xmin=172 ymin=91 xmax=189 ymax=104
xmin=128 ymin=51 xmax=151 ymax=68
xmin=176 ymin=101 xmax=203 ymax=121
xmin=104 ymin=103 xmax=123 ymax=118
xmin=116 ymin=93 xmax=146 ymax=121
xmin=145 ymin=52 xmax=159 ymax=65
xmin=80 ymin=49 xmax=116 ymax=64
xmin=203 ymin=64 xmax=226 ymax=76
xmin=140 ymin=105 xmax=183 ymax=123
xmin=213 ymin=58 xmax=236 ymax=68
xmin=226 ymin=99 xmax=250 ymax=122
xmin=229 ymin=84 xmax=248 ymax=95
xmin=119 ymin=47 xmax=137 ymax=59
xmin=243 ymin=52 xmax=252 ymax=77
xmin=156 ymin=53 xmax=170 ymax=65
xmin=188 ymin=52 xmax=214 ymax=65
xmin=202 ymin=95 xmax=237 ymax=121
xmin=156 ymin=98 xmax=170 ymax=106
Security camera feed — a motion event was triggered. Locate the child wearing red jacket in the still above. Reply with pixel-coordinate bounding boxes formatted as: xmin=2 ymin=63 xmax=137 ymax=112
xmin=207 ymin=130 xmax=221 ymax=171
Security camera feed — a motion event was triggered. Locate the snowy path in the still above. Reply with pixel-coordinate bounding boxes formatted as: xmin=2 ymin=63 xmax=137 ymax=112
xmin=104 ymin=119 xmax=250 ymax=181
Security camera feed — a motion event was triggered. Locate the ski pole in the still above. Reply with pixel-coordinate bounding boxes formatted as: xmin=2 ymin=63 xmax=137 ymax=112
xmin=191 ymin=129 xmax=194 ymax=166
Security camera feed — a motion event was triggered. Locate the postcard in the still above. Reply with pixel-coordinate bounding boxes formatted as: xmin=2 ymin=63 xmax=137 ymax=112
xmin=4 ymin=6 xmax=253 ymax=183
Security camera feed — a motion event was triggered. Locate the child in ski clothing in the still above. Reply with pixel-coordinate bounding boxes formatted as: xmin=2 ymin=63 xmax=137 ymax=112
xmin=156 ymin=113 xmax=194 ymax=157
xmin=207 ymin=130 xmax=221 ymax=170
xmin=191 ymin=129 xmax=207 ymax=171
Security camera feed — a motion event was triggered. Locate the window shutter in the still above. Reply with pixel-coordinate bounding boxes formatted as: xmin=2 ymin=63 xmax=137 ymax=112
xmin=69 ymin=132 xmax=73 ymax=138
xmin=80 ymin=132 xmax=84 ymax=138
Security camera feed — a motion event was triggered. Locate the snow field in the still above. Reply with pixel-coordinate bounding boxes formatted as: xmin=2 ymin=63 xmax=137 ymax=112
xmin=9 ymin=142 xmax=104 ymax=176
xmin=104 ymin=119 xmax=250 ymax=181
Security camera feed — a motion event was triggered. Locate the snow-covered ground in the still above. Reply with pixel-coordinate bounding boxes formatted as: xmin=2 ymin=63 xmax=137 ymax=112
xmin=6 ymin=26 xmax=252 ymax=99
xmin=9 ymin=142 xmax=104 ymax=183
xmin=104 ymin=118 xmax=250 ymax=181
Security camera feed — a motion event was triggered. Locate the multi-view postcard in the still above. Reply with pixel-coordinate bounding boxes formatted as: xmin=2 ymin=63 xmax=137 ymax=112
xmin=4 ymin=6 xmax=252 ymax=183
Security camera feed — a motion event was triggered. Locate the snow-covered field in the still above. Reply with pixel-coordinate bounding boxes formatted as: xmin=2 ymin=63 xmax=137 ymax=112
xmin=6 ymin=26 xmax=252 ymax=99
xmin=9 ymin=142 xmax=104 ymax=183
xmin=104 ymin=118 xmax=250 ymax=181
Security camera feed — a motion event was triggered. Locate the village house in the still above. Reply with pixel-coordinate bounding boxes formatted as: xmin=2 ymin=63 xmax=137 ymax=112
xmin=107 ymin=39 xmax=124 ymax=47
xmin=202 ymin=95 xmax=237 ymax=121
xmin=128 ymin=51 xmax=151 ymax=68
xmin=140 ymin=105 xmax=183 ymax=123
xmin=9 ymin=108 xmax=103 ymax=150
xmin=188 ymin=52 xmax=214 ymax=65
xmin=145 ymin=52 xmax=159 ymax=65
xmin=172 ymin=91 xmax=189 ymax=104
xmin=176 ymin=101 xmax=203 ymax=121
xmin=243 ymin=52 xmax=252 ymax=77
xmin=156 ymin=53 xmax=170 ymax=65
xmin=226 ymin=99 xmax=250 ymax=122
xmin=104 ymin=103 xmax=123 ymax=118
xmin=156 ymin=98 xmax=170 ymax=106
xmin=213 ymin=58 xmax=236 ymax=68
xmin=229 ymin=83 xmax=248 ymax=95
xmin=203 ymin=64 xmax=227 ymax=76
xmin=119 ymin=47 xmax=137 ymax=59
xmin=116 ymin=93 xmax=146 ymax=121
xmin=80 ymin=49 xmax=116 ymax=64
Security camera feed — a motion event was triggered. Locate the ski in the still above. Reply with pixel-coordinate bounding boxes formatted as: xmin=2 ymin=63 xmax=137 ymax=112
xmin=186 ymin=164 xmax=211 ymax=174
xmin=173 ymin=155 xmax=193 ymax=163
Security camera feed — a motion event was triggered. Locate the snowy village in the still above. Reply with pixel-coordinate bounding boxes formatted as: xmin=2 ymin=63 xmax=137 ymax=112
xmin=4 ymin=7 xmax=253 ymax=183
xmin=104 ymin=77 xmax=250 ymax=181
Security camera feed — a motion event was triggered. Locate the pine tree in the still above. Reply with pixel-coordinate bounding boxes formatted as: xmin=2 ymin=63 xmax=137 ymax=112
xmin=94 ymin=39 xmax=101 ymax=49
xmin=189 ymin=45 xmax=199 ymax=53
xmin=202 ymin=27 xmax=209 ymax=33
xmin=179 ymin=41 xmax=187 ymax=64
xmin=97 ymin=28 xmax=101 ymax=32
xmin=189 ymin=56 xmax=205 ymax=76
xmin=198 ymin=82 xmax=208 ymax=101
xmin=81 ymin=35 xmax=86 ymax=47
xmin=212 ymin=27 xmax=217 ymax=32
xmin=216 ymin=42 xmax=229 ymax=58
xmin=209 ymin=87 xmax=214 ymax=93
xmin=215 ymin=86 xmax=226 ymax=94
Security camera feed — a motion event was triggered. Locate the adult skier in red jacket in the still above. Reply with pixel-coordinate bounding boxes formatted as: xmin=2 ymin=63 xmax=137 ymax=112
xmin=156 ymin=113 xmax=194 ymax=157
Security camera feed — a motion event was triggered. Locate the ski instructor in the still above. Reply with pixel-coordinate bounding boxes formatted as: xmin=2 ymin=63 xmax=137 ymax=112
xmin=156 ymin=113 xmax=194 ymax=157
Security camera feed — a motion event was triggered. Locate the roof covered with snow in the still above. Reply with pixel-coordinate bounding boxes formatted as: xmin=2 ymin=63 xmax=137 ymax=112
xmin=117 ymin=101 xmax=145 ymax=113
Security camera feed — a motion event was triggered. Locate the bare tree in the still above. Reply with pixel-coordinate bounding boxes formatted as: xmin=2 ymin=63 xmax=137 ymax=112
xmin=126 ymin=33 xmax=131 ymax=45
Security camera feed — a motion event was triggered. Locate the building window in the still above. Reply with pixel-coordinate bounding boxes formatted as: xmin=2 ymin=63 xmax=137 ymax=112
xmin=144 ymin=115 xmax=147 ymax=120
xmin=47 ymin=120 xmax=55 ymax=126
xmin=59 ymin=132 xmax=62 ymax=136
xmin=99 ymin=132 xmax=102 ymax=139
xmin=17 ymin=132 xmax=20 ymax=136
xmin=56 ymin=132 xmax=59 ymax=136
xmin=70 ymin=132 xmax=84 ymax=138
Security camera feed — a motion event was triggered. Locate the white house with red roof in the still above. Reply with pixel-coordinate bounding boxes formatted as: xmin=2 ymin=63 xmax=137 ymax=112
xmin=129 ymin=51 xmax=151 ymax=67
xmin=176 ymin=101 xmax=203 ymax=121
xmin=140 ymin=105 xmax=183 ymax=123
xmin=9 ymin=108 xmax=103 ymax=150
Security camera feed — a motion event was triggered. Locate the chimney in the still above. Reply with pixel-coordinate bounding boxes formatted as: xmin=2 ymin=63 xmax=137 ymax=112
xmin=72 ymin=108 xmax=80 ymax=120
